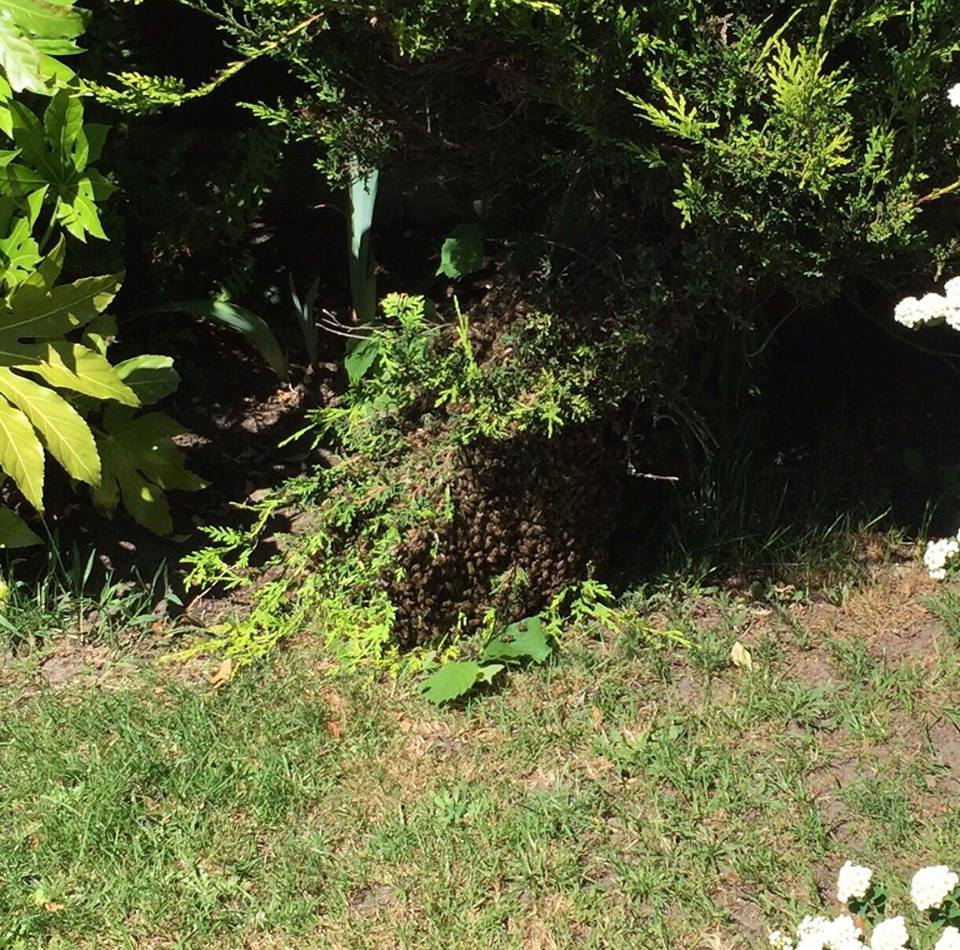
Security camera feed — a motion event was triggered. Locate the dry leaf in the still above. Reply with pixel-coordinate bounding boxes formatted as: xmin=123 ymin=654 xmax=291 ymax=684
xmin=210 ymin=658 xmax=233 ymax=688
xmin=730 ymin=641 xmax=753 ymax=671
xmin=327 ymin=720 xmax=343 ymax=739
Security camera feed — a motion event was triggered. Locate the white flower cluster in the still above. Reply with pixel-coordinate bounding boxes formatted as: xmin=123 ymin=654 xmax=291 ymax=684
xmin=950 ymin=83 xmax=960 ymax=108
xmin=768 ymin=914 xmax=910 ymax=950
xmin=911 ymin=865 xmax=960 ymax=911
xmin=838 ymin=861 xmax=873 ymax=903
xmin=769 ymin=914 xmax=865 ymax=950
xmin=894 ymin=277 xmax=960 ymax=330
xmin=924 ymin=535 xmax=960 ymax=580
xmin=770 ymin=863 xmax=960 ymax=950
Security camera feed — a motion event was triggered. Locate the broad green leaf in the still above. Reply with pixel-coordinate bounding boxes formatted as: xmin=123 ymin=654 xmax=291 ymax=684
xmin=155 ymin=300 xmax=288 ymax=379
xmin=81 ymin=122 xmax=107 ymax=166
xmin=0 ymin=160 xmax=46 ymax=193
xmin=5 ymin=271 xmax=121 ymax=336
xmin=0 ymin=213 xmax=40 ymax=285
xmin=437 ymin=223 xmax=485 ymax=279
xmin=32 ymin=233 xmax=62 ymax=287
xmin=345 ymin=336 xmax=379 ymax=385
xmin=0 ymin=504 xmax=39 ymax=546
xmin=94 ymin=405 xmax=205 ymax=535
xmin=24 ymin=182 xmax=46 ymax=225
xmin=0 ymin=0 xmax=86 ymax=40
xmin=0 ymin=389 xmax=43 ymax=507
xmin=420 ymin=660 xmax=504 ymax=704
xmin=0 ymin=17 xmax=46 ymax=94
xmin=31 ymin=38 xmax=83 ymax=55
xmin=481 ymin=616 xmax=552 ymax=663
xmin=22 ymin=341 xmax=138 ymax=404
xmin=43 ymin=88 xmax=82 ymax=161
xmin=0 ymin=365 xmax=98 ymax=485
xmin=114 ymin=354 xmax=180 ymax=405
xmin=54 ymin=172 xmax=107 ymax=240
xmin=347 ymin=164 xmax=378 ymax=325
xmin=80 ymin=312 xmax=115 ymax=354
xmin=9 ymin=98 xmax=58 ymax=179
xmin=0 ymin=75 xmax=11 ymax=135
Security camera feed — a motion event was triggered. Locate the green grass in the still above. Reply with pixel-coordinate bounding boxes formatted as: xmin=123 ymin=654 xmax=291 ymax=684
xmin=2 ymin=564 xmax=960 ymax=947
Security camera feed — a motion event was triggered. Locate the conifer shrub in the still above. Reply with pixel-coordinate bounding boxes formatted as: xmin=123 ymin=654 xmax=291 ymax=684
xmin=157 ymin=1 xmax=960 ymax=665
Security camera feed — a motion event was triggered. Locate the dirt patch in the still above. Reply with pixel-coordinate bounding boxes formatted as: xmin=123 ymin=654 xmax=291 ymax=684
xmin=832 ymin=564 xmax=943 ymax=663
xmin=39 ymin=643 xmax=114 ymax=690
xmin=929 ymin=717 xmax=960 ymax=793
xmin=348 ymin=883 xmax=396 ymax=915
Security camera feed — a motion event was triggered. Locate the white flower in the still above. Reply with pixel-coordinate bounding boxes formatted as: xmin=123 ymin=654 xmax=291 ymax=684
xmin=924 ymin=538 xmax=960 ymax=580
xmin=895 ymin=296 xmax=924 ymax=328
xmin=895 ymin=292 xmax=948 ymax=328
xmin=828 ymin=916 xmax=865 ymax=949
xmin=870 ymin=916 xmax=909 ymax=950
xmin=949 ymin=83 xmax=960 ymax=108
xmin=793 ymin=915 xmax=865 ymax=950
xmin=936 ymin=928 xmax=960 ymax=950
xmin=838 ymin=862 xmax=874 ymax=903
xmin=912 ymin=865 xmax=960 ymax=910
xmin=797 ymin=916 xmax=834 ymax=950
xmin=943 ymin=278 xmax=960 ymax=329
xmin=771 ymin=930 xmax=796 ymax=950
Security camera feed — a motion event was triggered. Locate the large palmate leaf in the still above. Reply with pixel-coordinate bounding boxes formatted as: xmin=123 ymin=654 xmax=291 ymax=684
xmin=0 ymin=262 xmax=133 ymax=509
xmin=0 ymin=0 xmax=85 ymax=95
xmin=0 ymin=92 xmax=114 ymax=240
xmin=92 ymin=404 xmax=206 ymax=535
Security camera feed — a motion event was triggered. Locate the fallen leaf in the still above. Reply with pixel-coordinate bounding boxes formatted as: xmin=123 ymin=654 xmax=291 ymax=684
xmin=730 ymin=641 xmax=753 ymax=671
xmin=327 ymin=720 xmax=342 ymax=739
xmin=210 ymin=658 xmax=233 ymax=688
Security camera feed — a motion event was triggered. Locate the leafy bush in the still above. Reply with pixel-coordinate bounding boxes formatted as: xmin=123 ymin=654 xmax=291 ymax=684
xmin=0 ymin=0 xmax=203 ymax=544
xmin=137 ymin=1 xmax=960 ymax=666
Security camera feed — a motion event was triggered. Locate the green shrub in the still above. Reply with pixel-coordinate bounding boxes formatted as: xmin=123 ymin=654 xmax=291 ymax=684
xmin=136 ymin=1 xmax=960 ymax=666
xmin=0 ymin=0 xmax=203 ymax=543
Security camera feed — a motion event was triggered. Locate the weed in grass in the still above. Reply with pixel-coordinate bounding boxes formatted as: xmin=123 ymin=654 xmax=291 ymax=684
xmin=0 ymin=543 xmax=181 ymax=652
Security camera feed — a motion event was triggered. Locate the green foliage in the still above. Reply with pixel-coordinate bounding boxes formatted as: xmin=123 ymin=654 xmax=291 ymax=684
xmin=133 ymin=0 xmax=960 ymax=676
xmin=437 ymin=224 xmax=485 ymax=280
xmin=0 ymin=0 xmax=86 ymax=95
xmin=0 ymin=90 xmax=114 ymax=241
xmin=421 ymin=615 xmax=552 ymax=704
xmin=0 ymin=0 xmax=204 ymax=542
xmin=420 ymin=659 xmax=504 ymax=703
xmin=347 ymin=166 xmax=379 ymax=325
xmin=180 ymin=283 xmax=653 ymax=670
xmin=481 ymin=615 xmax=550 ymax=662
xmin=153 ymin=299 xmax=289 ymax=380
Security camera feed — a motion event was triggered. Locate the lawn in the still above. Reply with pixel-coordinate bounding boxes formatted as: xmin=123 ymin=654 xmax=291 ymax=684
xmin=2 ymin=555 xmax=960 ymax=948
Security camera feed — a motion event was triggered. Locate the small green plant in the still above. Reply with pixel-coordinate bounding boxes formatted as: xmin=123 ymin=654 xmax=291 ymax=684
xmin=436 ymin=223 xmax=485 ymax=280
xmin=420 ymin=615 xmax=551 ymax=704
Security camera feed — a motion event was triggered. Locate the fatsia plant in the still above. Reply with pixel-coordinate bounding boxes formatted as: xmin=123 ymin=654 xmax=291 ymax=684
xmin=0 ymin=0 xmax=87 ymax=96
xmin=0 ymin=243 xmax=125 ymax=542
xmin=0 ymin=242 xmax=204 ymax=542
xmin=0 ymin=0 xmax=204 ymax=545
xmin=0 ymin=89 xmax=113 ymax=242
